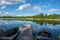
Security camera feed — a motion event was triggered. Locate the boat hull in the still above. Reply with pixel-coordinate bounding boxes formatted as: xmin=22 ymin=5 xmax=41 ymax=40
xmin=0 ymin=27 xmax=19 ymax=40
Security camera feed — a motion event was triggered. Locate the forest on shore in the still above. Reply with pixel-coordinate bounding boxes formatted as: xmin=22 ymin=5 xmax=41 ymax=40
xmin=0 ymin=13 xmax=60 ymax=19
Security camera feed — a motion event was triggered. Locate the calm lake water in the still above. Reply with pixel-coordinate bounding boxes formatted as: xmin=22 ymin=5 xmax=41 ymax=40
xmin=0 ymin=19 xmax=60 ymax=40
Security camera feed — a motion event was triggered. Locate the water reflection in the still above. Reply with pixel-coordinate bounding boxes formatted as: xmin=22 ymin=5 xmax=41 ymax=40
xmin=30 ymin=20 xmax=60 ymax=25
xmin=0 ymin=20 xmax=60 ymax=40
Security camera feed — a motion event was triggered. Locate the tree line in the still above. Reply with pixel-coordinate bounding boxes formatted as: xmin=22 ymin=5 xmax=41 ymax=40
xmin=0 ymin=13 xmax=60 ymax=19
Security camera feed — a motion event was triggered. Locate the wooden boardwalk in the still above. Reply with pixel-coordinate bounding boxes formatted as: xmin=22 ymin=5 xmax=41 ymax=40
xmin=16 ymin=24 xmax=33 ymax=40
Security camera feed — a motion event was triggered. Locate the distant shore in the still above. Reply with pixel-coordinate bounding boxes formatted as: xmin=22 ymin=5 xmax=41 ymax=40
xmin=0 ymin=18 xmax=60 ymax=21
xmin=27 ymin=18 xmax=60 ymax=21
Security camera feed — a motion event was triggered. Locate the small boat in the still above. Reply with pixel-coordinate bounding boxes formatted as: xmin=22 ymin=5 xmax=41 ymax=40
xmin=0 ymin=27 xmax=19 ymax=40
xmin=37 ymin=30 xmax=52 ymax=40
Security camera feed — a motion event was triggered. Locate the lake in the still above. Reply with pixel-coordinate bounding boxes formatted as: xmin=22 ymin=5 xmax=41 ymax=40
xmin=0 ymin=19 xmax=60 ymax=40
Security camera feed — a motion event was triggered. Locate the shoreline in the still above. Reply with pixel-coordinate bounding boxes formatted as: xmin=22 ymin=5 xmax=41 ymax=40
xmin=0 ymin=18 xmax=60 ymax=21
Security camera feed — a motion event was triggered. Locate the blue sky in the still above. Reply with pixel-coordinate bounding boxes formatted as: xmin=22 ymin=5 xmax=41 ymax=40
xmin=0 ymin=0 xmax=60 ymax=16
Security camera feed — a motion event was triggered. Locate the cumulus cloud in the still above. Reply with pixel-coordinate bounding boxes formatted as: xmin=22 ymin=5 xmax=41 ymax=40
xmin=24 ymin=14 xmax=30 ymax=16
xmin=33 ymin=5 xmax=41 ymax=11
xmin=0 ymin=12 xmax=13 ymax=16
xmin=15 ymin=15 xmax=22 ymax=16
xmin=0 ymin=0 xmax=26 ymax=5
xmin=1 ymin=5 xmax=6 ymax=9
xmin=0 ymin=12 xmax=8 ymax=16
xmin=14 ymin=13 xmax=34 ymax=16
xmin=18 ymin=4 xmax=31 ymax=10
xmin=0 ymin=0 xmax=26 ymax=9
xmin=17 ymin=4 xmax=41 ymax=11
xmin=49 ymin=8 xmax=59 ymax=12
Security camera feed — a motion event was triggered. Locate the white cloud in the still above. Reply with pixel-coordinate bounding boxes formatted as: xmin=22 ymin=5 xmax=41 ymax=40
xmin=18 ymin=4 xmax=31 ymax=10
xmin=0 ymin=0 xmax=26 ymax=5
xmin=5 ymin=12 xmax=9 ymax=15
xmin=0 ymin=0 xmax=26 ymax=9
xmin=17 ymin=4 xmax=41 ymax=12
xmin=42 ymin=4 xmax=50 ymax=8
xmin=1 ymin=5 xmax=6 ymax=9
xmin=0 ymin=12 xmax=13 ymax=16
xmin=33 ymin=5 xmax=41 ymax=11
xmin=49 ymin=8 xmax=59 ymax=12
xmin=22 ymin=13 xmax=31 ymax=16
xmin=0 ymin=12 xmax=8 ymax=16
xmin=23 ymin=13 xmax=34 ymax=16
xmin=15 ymin=15 xmax=22 ymax=16
xmin=0 ymin=12 xmax=2 ymax=13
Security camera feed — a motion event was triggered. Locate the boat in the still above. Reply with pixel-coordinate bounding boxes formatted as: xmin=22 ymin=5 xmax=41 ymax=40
xmin=37 ymin=30 xmax=52 ymax=40
xmin=0 ymin=26 xmax=6 ymax=35
xmin=0 ymin=27 xmax=19 ymax=40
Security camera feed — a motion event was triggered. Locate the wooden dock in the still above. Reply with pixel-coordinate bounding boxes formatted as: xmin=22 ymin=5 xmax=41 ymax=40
xmin=15 ymin=24 xmax=33 ymax=40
